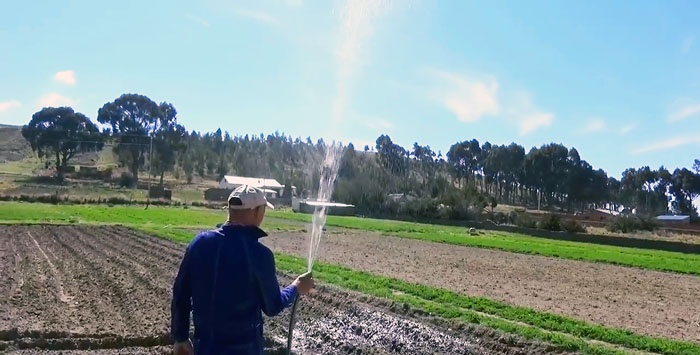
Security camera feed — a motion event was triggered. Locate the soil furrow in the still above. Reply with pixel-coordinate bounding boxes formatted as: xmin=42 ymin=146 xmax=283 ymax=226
xmin=0 ymin=231 xmax=20 ymax=326
xmin=94 ymin=226 xmax=182 ymax=272
xmin=66 ymin=227 xmax=168 ymax=336
xmin=0 ymin=232 xmax=15 ymax=302
xmin=27 ymin=231 xmax=72 ymax=304
xmin=94 ymin=234 xmax=181 ymax=295
xmin=74 ymin=226 xmax=177 ymax=295
xmin=50 ymin=228 xmax=129 ymax=335
xmin=112 ymin=226 xmax=188 ymax=255
xmin=28 ymin=225 xmax=97 ymax=334
xmin=8 ymin=229 xmax=65 ymax=332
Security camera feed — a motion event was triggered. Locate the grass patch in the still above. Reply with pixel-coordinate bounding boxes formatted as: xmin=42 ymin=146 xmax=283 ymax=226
xmin=171 ymin=188 xmax=206 ymax=203
xmin=144 ymin=226 xmax=697 ymax=355
xmin=266 ymin=210 xmax=700 ymax=276
xmin=0 ymin=157 xmax=41 ymax=176
xmin=2 ymin=202 xmax=699 ymax=275
xmin=2 ymin=183 xmax=149 ymax=201
xmin=0 ymin=202 xmax=301 ymax=235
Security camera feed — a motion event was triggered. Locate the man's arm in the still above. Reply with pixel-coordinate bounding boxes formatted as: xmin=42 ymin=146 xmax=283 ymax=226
xmin=255 ymin=246 xmax=298 ymax=317
xmin=171 ymin=242 xmax=195 ymax=342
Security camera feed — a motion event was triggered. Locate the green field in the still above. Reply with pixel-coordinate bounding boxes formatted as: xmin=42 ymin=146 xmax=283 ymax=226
xmin=265 ymin=210 xmax=700 ymax=275
xmin=1 ymin=202 xmax=698 ymax=276
xmin=2 ymin=201 xmax=698 ymax=355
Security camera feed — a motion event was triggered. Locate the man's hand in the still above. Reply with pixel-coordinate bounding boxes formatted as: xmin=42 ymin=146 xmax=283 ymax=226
xmin=293 ymin=271 xmax=315 ymax=295
xmin=173 ymin=339 xmax=193 ymax=355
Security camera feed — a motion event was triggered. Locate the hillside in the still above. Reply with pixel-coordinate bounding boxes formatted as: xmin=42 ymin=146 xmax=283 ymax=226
xmin=0 ymin=124 xmax=32 ymax=163
xmin=0 ymin=124 xmax=105 ymax=168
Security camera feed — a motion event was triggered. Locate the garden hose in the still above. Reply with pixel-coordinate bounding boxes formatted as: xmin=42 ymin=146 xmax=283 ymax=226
xmin=286 ymin=293 xmax=300 ymax=355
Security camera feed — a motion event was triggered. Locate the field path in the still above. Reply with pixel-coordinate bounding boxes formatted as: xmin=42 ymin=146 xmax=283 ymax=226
xmin=263 ymin=229 xmax=700 ymax=342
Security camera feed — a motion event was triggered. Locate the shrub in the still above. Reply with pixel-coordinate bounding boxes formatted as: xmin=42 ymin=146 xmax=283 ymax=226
xmin=493 ymin=211 xmax=508 ymax=224
xmin=118 ymin=172 xmax=136 ymax=188
xmin=606 ymin=215 xmax=660 ymax=233
xmin=513 ymin=212 xmax=537 ymax=228
xmin=537 ymin=214 xmax=561 ymax=231
xmin=561 ymin=219 xmax=586 ymax=233
xmin=106 ymin=196 xmax=130 ymax=205
xmin=507 ymin=210 xmax=519 ymax=224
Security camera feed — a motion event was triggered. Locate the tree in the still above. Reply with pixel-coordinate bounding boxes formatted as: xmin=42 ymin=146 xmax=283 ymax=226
xmin=447 ymin=139 xmax=481 ymax=187
xmin=375 ymin=134 xmax=408 ymax=177
xmin=411 ymin=142 xmax=436 ymax=188
xmin=694 ymin=159 xmax=700 ymax=174
xmin=21 ymin=107 xmax=103 ymax=180
xmin=152 ymin=125 xmax=187 ymax=185
xmin=503 ymin=143 xmax=525 ymax=202
xmin=97 ymin=93 xmax=163 ymax=183
xmin=668 ymin=168 xmax=700 ymax=219
xmin=150 ymin=103 xmax=187 ymax=185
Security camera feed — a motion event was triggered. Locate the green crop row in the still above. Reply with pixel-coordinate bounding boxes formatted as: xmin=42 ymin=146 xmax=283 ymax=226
xmin=2 ymin=202 xmax=699 ymax=276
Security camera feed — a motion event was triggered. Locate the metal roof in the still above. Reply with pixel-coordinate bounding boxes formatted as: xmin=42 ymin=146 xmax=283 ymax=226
xmin=594 ymin=208 xmax=619 ymax=216
xmin=655 ymin=215 xmax=690 ymax=221
xmin=303 ymin=200 xmax=355 ymax=208
xmin=220 ymin=175 xmax=284 ymax=189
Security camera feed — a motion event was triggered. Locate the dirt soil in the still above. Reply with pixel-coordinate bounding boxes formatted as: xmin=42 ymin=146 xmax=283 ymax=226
xmin=0 ymin=225 xmax=564 ymax=354
xmin=263 ymin=229 xmax=700 ymax=343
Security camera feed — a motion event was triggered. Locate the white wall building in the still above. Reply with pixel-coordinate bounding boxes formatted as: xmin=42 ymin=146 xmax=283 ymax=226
xmin=219 ymin=175 xmax=292 ymax=198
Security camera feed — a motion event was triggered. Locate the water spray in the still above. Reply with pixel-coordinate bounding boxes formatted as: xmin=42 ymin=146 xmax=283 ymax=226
xmin=286 ymin=143 xmax=343 ymax=355
xmin=285 ymin=0 xmax=390 ymax=352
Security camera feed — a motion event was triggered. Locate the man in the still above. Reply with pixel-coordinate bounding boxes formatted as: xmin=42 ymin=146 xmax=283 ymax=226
xmin=171 ymin=185 xmax=315 ymax=355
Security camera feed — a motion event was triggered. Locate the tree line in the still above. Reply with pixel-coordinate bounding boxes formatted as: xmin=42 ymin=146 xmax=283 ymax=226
xmin=20 ymin=93 xmax=700 ymax=220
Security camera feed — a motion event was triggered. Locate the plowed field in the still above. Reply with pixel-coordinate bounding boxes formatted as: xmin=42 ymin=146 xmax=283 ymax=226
xmin=0 ymin=225 xmax=561 ymax=354
xmin=263 ymin=229 xmax=700 ymax=343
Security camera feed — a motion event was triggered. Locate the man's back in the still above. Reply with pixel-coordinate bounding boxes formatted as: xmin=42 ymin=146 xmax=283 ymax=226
xmin=171 ymin=224 xmax=298 ymax=354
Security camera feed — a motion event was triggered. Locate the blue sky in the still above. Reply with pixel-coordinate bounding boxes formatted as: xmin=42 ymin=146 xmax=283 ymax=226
xmin=1 ymin=0 xmax=699 ymax=180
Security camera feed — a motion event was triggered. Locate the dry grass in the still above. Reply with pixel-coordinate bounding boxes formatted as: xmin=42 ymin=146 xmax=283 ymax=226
xmin=586 ymin=226 xmax=700 ymax=245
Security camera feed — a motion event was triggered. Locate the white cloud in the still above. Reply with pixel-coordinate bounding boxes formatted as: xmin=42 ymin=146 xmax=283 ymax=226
xmin=669 ymin=104 xmax=700 ymax=122
xmin=507 ymin=91 xmax=554 ymax=136
xmin=53 ymin=70 xmax=76 ymax=85
xmin=185 ymin=14 xmax=210 ymax=27
xmin=425 ymin=67 xmax=553 ymax=135
xmin=232 ymin=8 xmax=279 ymax=26
xmin=582 ymin=118 xmax=606 ymax=133
xmin=520 ymin=112 xmax=554 ymax=136
xmin=38 ymin=93 xmax=74 ymax=108
xmin=579 ymin=119 xmax=635 ymax=135
xmin=682 ymin=36 xmax=695 ymax=54
xmin=0 ymin=100 xmax=21 ymax=113
xmin=427 ymin=68 xmax=499 ymax=123
xmin=633 ymin=135 xmax=700 ymax=154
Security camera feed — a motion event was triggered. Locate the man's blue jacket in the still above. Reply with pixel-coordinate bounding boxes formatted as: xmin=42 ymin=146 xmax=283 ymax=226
xmin=171 ymin=224 xmax=298 ymax=353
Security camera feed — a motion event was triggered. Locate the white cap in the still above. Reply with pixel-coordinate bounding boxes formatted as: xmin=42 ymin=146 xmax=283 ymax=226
xmin=227 ymin=185 xmax=275 ymax=210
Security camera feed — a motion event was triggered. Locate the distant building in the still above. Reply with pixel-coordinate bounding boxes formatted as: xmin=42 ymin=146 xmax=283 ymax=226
xmin=655 ymin=215 xmax=690 ymax=225
xmin=577 ymin=208 xmax=617 ymax=222
xmin=291 ymin=197 xmax=355 ymax=216
xmin=218 ymin=175 xmax=295 ymax=198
